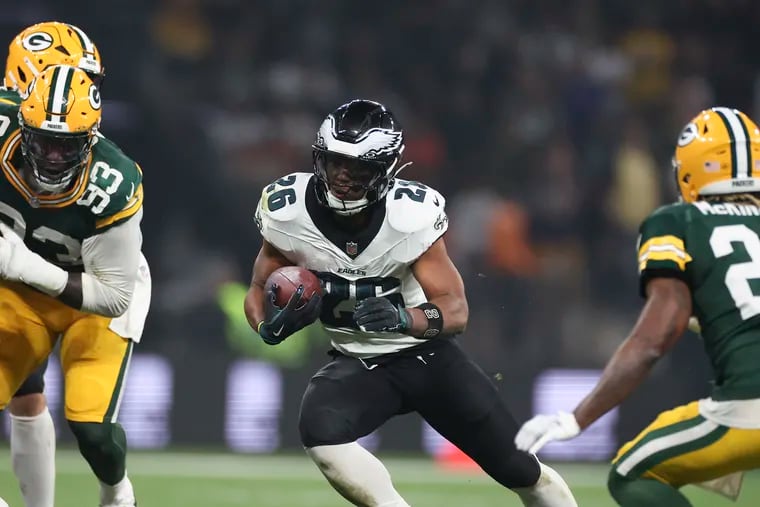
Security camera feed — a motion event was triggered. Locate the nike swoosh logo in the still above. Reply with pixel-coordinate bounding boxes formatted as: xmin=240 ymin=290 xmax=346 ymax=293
xmin=433 ymin=197 xmax=440 ymax=206
xmin=272 ymin=324 xmax=285 ymax=337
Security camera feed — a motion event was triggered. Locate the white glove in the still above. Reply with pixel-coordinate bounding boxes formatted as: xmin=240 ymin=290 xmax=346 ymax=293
xmin=514 ymin=411 xmax=581 ymax=454
xmin=0 ymin=222 xmax=67 ymax=295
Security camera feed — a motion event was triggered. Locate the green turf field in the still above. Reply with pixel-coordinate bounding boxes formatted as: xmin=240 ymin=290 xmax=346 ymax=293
xmin=0 ymin=448 xmax=758 ymax=506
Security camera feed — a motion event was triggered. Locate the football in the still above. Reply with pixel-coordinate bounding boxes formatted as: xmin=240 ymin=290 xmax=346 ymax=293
xmin=265 ymin=266 xmax=323 ymax=309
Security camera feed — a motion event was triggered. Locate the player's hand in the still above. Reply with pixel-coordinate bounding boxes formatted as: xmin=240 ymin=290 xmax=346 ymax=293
xmin=0 ymin=222 xmax=42 ymax=284
xmin=354 ymin=297 xmax=410 ymax=333
xmin=514 ymin=411 xmax=581 ymax=454
xmin=258 ymin=284 xmax=322 ymax=345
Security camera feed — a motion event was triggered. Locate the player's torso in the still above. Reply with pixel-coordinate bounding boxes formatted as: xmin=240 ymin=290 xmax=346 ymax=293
xmin=0 ymin=99 xmax=141 ymax=270
xmin=257 ymin=172 xmax=448 ymax=358
xmin=681 ymin=201 xmax=760 ymax=398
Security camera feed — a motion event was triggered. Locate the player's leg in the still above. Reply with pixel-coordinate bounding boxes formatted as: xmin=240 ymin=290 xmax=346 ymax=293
xmin=10 ymin=361 xmax=56 ymax=507
xmin=608 ymin=401 xmax=760 ymax=507
xmin=299 ymin=354 xmax=410 ymax=506
xmin=412 ymin=339 xmax=577 ymax=506
xmin=60 ymin=315 xmax=136 ymax=507
xmin=0 ymin=285 xmax=57 ymax=507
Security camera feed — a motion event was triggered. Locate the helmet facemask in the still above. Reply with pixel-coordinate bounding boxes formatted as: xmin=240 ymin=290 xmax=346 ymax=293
xmin=20 ymin=126 xmax=94 ymax=193
xmin=313 ymin=148 xmax=403 ymax=215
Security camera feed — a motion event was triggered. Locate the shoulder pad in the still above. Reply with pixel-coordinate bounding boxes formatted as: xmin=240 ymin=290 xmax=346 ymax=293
xmin=387 ymin=179 xmax=447 ymax=234
xmin=255 ymin=172 xmax=311 ymax=245
xmin=256 ymin=172 xmax=311 ymax=224
xmin=83 ymin=136 xmax=144 ymax=229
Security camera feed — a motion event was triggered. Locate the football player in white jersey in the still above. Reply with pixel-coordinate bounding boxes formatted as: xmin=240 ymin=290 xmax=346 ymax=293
xmin=244 ymin=99 xmax=578 ymax=506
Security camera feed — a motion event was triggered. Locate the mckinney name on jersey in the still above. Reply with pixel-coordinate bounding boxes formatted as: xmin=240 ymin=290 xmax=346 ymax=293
xmin=256 ymin=172 xmax=448 ymax=358
xmin=638 ymin=200 xmax=760 ymax=401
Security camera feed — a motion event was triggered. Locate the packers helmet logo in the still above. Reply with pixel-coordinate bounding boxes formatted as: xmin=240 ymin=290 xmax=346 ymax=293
xmin=88 ymin=84 xmax=101 ymax=110
xmin=22 ymin=31 xmax=54 ymax=52
xmin=678 ymin=123 xmax=699 ymax=147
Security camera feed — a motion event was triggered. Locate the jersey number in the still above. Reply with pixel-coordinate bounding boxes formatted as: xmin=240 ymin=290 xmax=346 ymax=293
xmin=0 ymin=202 xmax=81 ymax=265
xmin=266 ymin=175 xmax=297 ymax=211
xmin=394 ymin=180 xmax=427 ymax=202
xmin=316 ymin=272 xmax=404 ymax=328
xmin=710 ymin=224 xmax=760 ymax=320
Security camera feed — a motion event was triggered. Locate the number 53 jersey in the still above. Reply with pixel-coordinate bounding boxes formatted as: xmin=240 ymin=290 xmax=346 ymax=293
xmin=256 ymin=172 xmax=449 ymax=358
xmin=638 ymin=200 xmax=760 ymax=401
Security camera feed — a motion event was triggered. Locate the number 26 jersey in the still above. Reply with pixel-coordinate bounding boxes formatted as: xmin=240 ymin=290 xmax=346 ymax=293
xmin=255 ymin=172 xmax=449 ymax=358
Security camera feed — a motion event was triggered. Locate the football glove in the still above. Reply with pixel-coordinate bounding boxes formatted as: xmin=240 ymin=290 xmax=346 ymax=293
xmin=354 ymin=296 xmax=410 ymax=333
xmin=258 ymin=284 xmax=322 ymax=345
xmin=514 ymin=411 xmax=581 ymax=454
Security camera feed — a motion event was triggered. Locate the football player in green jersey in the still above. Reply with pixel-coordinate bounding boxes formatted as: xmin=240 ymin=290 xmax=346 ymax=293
xmin=0 ymin=63 xmax=148 ymax=507
xmin=516 ymin=107 xmax=760 ymax=506
xmin=2 ymin=21 xmax=107 ymax=507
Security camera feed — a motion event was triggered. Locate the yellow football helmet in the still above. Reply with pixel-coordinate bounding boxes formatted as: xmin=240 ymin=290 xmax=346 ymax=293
xmin=4 ymin=21 xmax=104 ymax=93
xmin=673 ymin=107 xmax=760 ymax=203
xmin=19 ymin=65 xmax=101 ymax=193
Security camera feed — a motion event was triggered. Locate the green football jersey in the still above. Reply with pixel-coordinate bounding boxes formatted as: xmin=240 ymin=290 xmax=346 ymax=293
xmin=638 ymin=200 xmax=760 ymax=400
xmin=0 ymin=95 xmax=143 ymax=270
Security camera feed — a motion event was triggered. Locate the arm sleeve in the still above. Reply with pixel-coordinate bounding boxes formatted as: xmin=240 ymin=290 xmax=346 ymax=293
xmin=80 ymin=208 xmax=143 ymax=317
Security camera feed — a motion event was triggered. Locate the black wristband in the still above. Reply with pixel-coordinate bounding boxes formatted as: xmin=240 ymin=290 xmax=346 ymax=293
xmin=416 ymin=302 xmax=443 ymax=338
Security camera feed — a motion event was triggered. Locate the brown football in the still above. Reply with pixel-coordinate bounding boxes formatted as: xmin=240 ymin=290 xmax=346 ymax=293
xmin=265 ymin=266 xmax=323 ymax=308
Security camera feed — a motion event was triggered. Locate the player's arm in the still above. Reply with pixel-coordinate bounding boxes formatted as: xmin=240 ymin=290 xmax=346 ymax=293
xmin=406 ymin=237 xmax=468 ymax=336
xmin=243 ymin=239 xmax=293 ymax=331
xmin=572 ymin=276 xmax=691 ymax=429
xmin=354 ymin=237 xmax=468 ymax=338
xmin=0 ymin=210 xmax=142 ymax=317
xmin=515 ymin=275 xmax=692 ymax=454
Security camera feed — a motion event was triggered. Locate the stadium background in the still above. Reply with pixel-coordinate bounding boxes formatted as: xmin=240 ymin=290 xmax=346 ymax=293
xmin=2 ymin=1 xmax=760 ymax=505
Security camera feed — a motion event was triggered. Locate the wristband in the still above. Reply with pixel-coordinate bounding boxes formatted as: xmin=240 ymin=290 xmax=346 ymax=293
xmin=417 ymin=302 xmax=443 ymax=338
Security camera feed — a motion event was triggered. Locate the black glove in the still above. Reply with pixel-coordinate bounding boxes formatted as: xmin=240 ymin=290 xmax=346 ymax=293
xmin=353 ymin=297 xmax=410 ymax=332
xmin=258 ymin=284 xmax=322 ymax=345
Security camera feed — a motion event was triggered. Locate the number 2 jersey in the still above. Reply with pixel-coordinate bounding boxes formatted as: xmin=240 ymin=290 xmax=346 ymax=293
xmin=256 ymin=172 xmax=449 ymax=358
xmin=638 ymin=200 xmax=760 ymax=402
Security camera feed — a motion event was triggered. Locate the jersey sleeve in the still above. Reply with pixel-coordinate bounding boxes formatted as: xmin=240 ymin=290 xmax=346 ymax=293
xmin=90 ymin=155 xmax=144 ymax=232
xmin=387 ymin=180 xmax=449 ymax=263
xmin=637 ymin=205 xmax=692 ymax=296
xmin=254 ymin=173 xmax=310 ymax=256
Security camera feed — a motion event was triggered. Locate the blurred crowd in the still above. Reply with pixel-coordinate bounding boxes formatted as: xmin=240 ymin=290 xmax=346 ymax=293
xmin=4 ymin=0 xmax=760 ymax=422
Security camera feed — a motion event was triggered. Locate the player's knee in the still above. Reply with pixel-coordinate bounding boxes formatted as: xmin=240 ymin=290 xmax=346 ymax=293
xmin=608 ymin=466 xmax=629 ymax=501
xmin=68 ymin=421 xmax=121 ymax=455
xmin=13 ymin=370 xmax=45 ymax=399
xmin=299 ymin=406 xmax=354 ymax=447
xmin=487 ymin=449 xmax=541 ymax=489
xmin=9 ymin=392 xmax=47 ymax=416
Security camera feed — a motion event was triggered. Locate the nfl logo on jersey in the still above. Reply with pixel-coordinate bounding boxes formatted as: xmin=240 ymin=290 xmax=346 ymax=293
xmin=346 ymin=241 xmax=358 ymax=256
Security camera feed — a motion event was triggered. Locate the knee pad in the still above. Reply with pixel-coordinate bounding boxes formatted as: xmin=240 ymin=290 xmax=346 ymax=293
xmin=299 ymin=406 xmax=356 ymax=448
xmin=68 ymin=421 xmax=124 ymax=452
xmin=485 ymin=450 xmax=541 ymax=489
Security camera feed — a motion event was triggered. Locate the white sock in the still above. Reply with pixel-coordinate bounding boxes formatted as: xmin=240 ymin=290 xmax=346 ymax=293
xmin=99 ymin=473 xmax=135 ymax=506
xmin=513 ymin=462 xmax=578 ymax=507
xmin=306 ymin=442 xmax=411 ymax=507
xmin=11 ymin=407 xmax=56 ymax=507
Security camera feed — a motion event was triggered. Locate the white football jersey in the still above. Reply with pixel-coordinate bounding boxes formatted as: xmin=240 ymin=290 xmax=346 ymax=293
xmin=255 ymin=172 xmax=449 ymax=358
